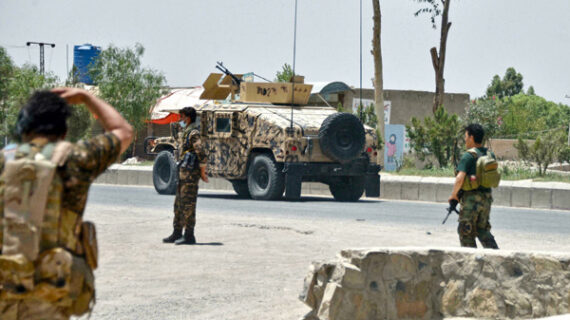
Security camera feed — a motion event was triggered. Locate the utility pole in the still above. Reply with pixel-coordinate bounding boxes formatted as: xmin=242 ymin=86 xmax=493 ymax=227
xmin=26 ymin=41 xmax=55 ymax=74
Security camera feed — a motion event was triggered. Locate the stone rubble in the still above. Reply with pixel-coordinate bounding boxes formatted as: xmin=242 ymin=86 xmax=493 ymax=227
xmin=300 ymin=247 xmax=570 ymax=320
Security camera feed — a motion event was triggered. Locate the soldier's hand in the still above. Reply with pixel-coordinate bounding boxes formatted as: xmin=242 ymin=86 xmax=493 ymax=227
xmin=200 ymin=167 xmax=209 ymax=183
xmin=51 ymin=87 xmax=89 ymax=105
xmin=448 ymin=194 xmax=459 ymax=203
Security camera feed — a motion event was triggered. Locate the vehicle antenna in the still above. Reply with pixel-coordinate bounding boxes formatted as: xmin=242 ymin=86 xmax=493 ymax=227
xmin=287 ymin=0 xmax=299 ymax=137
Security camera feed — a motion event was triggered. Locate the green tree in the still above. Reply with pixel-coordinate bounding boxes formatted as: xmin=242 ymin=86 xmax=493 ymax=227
xmin=90 ymin=43 xmax=166 ymax=157
xmin=275 ymin=63 xmax=294 ymax=82
xmin=486 ymin=67 xmax=524 ymax=99
xmin=514 ymin=129 xmax=566 ymax=176
xmin=0 ymin=47 xmax=15 ymax=147
xmin=497 ymin=94 xmax=570 ymax=139
xmin=2 ymin=64 xmax=59 ymax=143
xmin=64 ymin=67 xmax=94 ymax=142
xmin=406 ymin=106 xmax=462 ymax=168
xmin=464 ymin=98 xmax=502 ymax=142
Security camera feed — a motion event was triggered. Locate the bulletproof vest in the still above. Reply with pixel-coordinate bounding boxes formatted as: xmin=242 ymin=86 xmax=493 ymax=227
xmin=461 ymin=148 xmax=501 ymax=191
xmin=0 ymin=139 xmax=96 ymax=315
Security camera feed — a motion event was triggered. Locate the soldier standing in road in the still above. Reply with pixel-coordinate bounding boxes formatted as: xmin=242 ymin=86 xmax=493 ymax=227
xmin=449 ymin=124 xmax=499 ymax=249
xmin=163 ymin=106 xmax=208 ymax=245
xmin=0 ymin=88 xmax=133 ymax=319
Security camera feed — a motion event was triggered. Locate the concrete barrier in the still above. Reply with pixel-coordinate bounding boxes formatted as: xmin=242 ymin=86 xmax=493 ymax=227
xmin=94 ymin=165 xmax=570 ymax=210
xmin=300 ymin=247 xmax=570 ymax=320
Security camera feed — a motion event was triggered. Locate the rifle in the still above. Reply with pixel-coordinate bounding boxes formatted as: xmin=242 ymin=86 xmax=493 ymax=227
xmin=215 ymin=61 xmax=242 ymax=87
xmin=442 ymin=190 xmax=463 ymax=224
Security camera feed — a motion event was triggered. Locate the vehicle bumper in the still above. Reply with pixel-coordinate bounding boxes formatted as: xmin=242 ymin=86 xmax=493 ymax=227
xmin=283 ymin=161 xmax=381 ymax=199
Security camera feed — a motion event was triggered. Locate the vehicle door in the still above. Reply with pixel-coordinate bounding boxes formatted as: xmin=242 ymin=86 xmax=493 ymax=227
xmin=204 ymin=111 xmax=246 ymax=178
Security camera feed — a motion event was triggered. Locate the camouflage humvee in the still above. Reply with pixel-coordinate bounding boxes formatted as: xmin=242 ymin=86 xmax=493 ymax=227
xmin=146 ymin=69 xmax=381 ymax=202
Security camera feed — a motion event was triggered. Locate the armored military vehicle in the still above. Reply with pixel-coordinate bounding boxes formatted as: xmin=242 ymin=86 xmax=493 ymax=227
xmin=146 ymin=64 xmax=381 ymax=201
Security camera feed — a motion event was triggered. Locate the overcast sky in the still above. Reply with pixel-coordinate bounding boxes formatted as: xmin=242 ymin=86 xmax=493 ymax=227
xmin=1 ymin=0 xmax=569 ymax=104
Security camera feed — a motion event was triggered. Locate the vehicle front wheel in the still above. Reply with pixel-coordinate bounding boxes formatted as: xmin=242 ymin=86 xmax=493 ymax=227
xmin=329 ymin=176 xmax=365 ymax=202
xmin=153 ymin=151 xmax=178 ymax=195
xmin=247 ymin=154 xmax=285 ymax=200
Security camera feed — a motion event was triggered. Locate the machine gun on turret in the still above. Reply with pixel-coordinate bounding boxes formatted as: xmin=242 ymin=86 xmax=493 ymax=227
xmin=216 ymin=61 xmax=241 ymax=87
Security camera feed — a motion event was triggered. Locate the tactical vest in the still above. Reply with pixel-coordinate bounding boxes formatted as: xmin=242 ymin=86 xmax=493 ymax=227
xmin=461 ymin=148 xmax=501 ymax=191
xmin=0 ymin=139 xmax=97 ymax=316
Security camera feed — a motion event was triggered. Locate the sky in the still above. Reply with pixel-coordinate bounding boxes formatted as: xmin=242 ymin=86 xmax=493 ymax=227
xmin=1 ymin=0 xmax=569 ymax=104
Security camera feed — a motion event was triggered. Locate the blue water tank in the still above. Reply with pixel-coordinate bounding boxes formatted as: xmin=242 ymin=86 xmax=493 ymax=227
xmin=73 ymin=44 xmax=101 ymax=85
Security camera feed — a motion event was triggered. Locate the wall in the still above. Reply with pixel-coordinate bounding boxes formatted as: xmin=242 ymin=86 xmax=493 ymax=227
xmin=300 ymin=247 xmax=570 ymax=320
xmin=309 ymin=89 xmax=470 ymax=125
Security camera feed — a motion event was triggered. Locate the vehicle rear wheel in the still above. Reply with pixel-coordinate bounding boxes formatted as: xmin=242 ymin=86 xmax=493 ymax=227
xmin=231 ymin=180 xmax=251 ymax=198
xmin=247 ymin=154 xmax=285 ymax=200
xmin=153 ymin=151 xmax=178 ymax=195
xmin=329 ymin=176 xmax=365 ymax=202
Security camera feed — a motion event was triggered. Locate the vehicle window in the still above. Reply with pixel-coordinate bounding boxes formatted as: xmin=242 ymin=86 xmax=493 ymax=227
xmin=216 ymin=117 xmax=231 ymax=133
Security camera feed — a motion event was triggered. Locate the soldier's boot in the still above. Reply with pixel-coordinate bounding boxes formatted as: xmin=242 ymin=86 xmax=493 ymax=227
xmin=478 ymin=230 xmax=499 ymax=249
xmin=163 ymin=228 xmax=183 ymax=243
xmin=175 ymin=228 xmax=196 ymax=245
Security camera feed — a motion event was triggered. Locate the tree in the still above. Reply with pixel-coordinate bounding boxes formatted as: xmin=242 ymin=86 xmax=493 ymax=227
xmin=90 ymin=43 xmax=166 ymax=157
xmin=406 ymin=106 xmax=462 ymax=168
xmin=275 ymin=63 xmax=294 ymax=82
xmin=414 ymin=0 xmax=452 ymax=113
xmin=514 ymin=129 xmax=566 ymax=176
xmin=372 ymin=0 xmax=385 ymax=162
xmin=485 ymin=67 xmax=524 ymax=99
xmin=64 ymin=67 xmax=94 ymax=142
xmin=464 ymin=99 xmax=501 ymax=142
xmin=0 ymin=47 xmax=14 ymax=147
xmin=2 ymin=64 xmax=59 ymax=143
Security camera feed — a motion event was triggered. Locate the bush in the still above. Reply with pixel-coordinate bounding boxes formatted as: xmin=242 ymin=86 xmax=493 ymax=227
xmin=514 ymin=129 xmax=566 ymax=175
xmin=406 ymin=106 xmax=463 ymax=168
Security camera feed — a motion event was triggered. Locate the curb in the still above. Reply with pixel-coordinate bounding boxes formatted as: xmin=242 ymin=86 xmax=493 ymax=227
xmin=94 ymin=165 xmax=570 ymax=210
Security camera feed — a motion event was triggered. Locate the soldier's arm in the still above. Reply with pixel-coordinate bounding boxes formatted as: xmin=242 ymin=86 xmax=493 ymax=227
xmin=51 ymin=88 xmax=133 ymax=154
xmin=190 ymin=131 xmax=209 ymax=182
xmin=449 ymin=171 xmax=466 ymax=202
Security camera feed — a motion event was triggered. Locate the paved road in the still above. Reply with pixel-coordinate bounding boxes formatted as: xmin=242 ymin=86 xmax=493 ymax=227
xmin=83 ymin=185 xmax=570 ymax=320
xmin=89 ymin=184 xmax=570 ymax=236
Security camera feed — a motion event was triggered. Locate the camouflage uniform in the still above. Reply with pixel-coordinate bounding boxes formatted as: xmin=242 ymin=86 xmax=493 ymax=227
xmin=173 ymin=126 xmax=207 ymax=232
xmin=0 ymin=133 xmax=121 ymax=320
xmin=456 ymin=147 xmax=499 ymax=249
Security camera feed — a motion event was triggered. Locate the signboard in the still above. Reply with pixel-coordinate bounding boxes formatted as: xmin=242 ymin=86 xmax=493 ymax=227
xmin=384 ymin=124 xmax=405 ymax=172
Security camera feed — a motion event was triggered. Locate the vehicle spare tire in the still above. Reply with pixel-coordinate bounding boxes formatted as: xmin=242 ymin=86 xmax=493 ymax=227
xmin=318 ymin=113 xmax=365 ymax=163
xmin=153 ymin=151 xmax=178 ymax=195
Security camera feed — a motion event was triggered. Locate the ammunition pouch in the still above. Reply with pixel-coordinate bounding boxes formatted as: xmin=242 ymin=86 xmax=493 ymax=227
xmin=0 ymin=249 xmax=95 ymax=315
xmin=80 ymin=221 xmax=98 ymax=270
xmin=179 ymin=151 xmax=198 ymax=170
xmin=461 ymin=175 xmax=479 ymax=191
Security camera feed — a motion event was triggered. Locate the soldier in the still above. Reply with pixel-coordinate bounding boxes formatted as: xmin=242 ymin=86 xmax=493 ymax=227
xmin=449 ymin=123 xmax=499 ymax=249
xmin=0 ymin=88 xmax=133 ymax=319
xmin=163 ymin=106 xmax=208 ymax=245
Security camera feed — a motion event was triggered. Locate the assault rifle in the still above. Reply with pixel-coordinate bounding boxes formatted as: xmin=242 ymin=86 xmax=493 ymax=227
xmin=442 ymin=190 xmax=463 ymax=224
xmin=215 ymin=61 xmax=242 ymax=87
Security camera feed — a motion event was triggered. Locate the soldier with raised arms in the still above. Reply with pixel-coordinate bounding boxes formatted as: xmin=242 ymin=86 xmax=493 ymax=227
xmin=0 ymin=88 xmax=133 ymax=319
